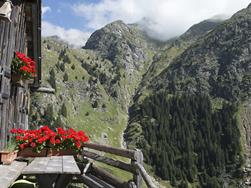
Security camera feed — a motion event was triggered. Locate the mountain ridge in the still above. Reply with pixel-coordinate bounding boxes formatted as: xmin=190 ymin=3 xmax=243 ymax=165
xmin=125 ymin=3 xmax=251 ymax=187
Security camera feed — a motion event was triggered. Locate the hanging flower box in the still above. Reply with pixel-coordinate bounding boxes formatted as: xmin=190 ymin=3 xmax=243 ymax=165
xmin=11 ymin=52 xmax=36 ymax=83
xmin=17 ymin=147 xmax=47 ymax=158
xmin=18 ymin=148 xmax=78 ymax=158
xmin=11 ymin=126 xmax=89 ymax=158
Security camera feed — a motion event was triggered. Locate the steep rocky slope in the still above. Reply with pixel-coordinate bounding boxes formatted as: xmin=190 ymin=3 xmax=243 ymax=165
xmin=149 ymin=6 xmax=251 ymax=101
xmin=84 ymin=20 xmax=158 ymax=108
xmin=136 ymin=19 xmax=223 ymax=99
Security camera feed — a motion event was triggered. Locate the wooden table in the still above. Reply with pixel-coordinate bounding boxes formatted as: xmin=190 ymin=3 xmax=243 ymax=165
xmin=22 ymin=156 xmax=80 ymax=188
xmin=0 ymin=161 xmax=27 ymax=188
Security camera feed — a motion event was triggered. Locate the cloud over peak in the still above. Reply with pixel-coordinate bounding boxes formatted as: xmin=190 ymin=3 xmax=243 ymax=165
xmin=72 ymin=0 xmax=250 ymax=41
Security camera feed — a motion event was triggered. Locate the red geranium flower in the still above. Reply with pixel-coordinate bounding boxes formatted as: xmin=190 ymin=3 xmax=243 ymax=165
xmin=10 ymin=126 xmax=89 ymax=153
xmin=12 ymin=52 xmax=37 ymax=79
xmin=30 ymin=142 xmax=36 ymax=148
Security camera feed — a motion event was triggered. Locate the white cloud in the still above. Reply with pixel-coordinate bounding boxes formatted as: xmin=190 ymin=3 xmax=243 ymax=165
xmin=72 ymin=0 xmax=250 ymax=40
xmin=42 ymin=21 xmax=91 ymax=47
xmin=42 ymin=6 xmax=51 ymax=16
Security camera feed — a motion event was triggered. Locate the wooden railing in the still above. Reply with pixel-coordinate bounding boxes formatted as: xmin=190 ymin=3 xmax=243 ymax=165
xmin=79 ymin=143 xmax=157 ymax=188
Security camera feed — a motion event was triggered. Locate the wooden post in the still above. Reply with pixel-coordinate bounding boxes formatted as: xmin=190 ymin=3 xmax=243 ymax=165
xmin=132 ymin=149 xmax=143 ymax=188
xmin=134 ymin=163 xmax=157 ymax=188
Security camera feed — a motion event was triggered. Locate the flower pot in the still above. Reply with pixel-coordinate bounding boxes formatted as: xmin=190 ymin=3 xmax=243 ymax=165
xmin=47 ymin=149 xmax=78 ymax=157
xmin=0 ymin=151 xmax=17 ymax=165
xmin=17 ymin=148 xmax=47 ymax=158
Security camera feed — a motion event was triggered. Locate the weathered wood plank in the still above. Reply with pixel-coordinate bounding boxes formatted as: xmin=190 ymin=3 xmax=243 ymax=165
xmin=1 ymin=13 xmax=10 ymax=67
xmin=1 ymin=76 xmax=11 ymax=99
xmin=16 ymin=87 xmax=24 ymax=129
xmin=31 ymin=2 xmax=38 ymax=85
xmin=45 ymin=156 xmax=63 ymax=174
xmin=6 ymin=6 xmax=18 ymax=68
xmin=84 ymin=143 xmax=137 ymax=160
xmin=14 ymin=5 xmax=22 ymax=52
xmin=23 ymin=156 xmax=80 ymax=175
xmin=0 ymin=21 xmax=5 ymax=57
xmin=0 ymin=161 xmax=27 ymax=188
xmin=16 ymin=4 xmax=26 ymax=52
xmin=62 ymin=155 xmax=81 ymax=174
xmin=0 ymin=19 xmax=8 ymax=63
xmin=22 ymin=157 xmax=50 ymax=174
xmin=0 ymin=99 xmax=8 ymax=149
xmin=83 ymin=150 xmax=135 ymax=173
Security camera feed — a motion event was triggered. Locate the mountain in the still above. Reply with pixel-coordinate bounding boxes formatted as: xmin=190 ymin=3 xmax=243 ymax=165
xmin=125 ymin=3 xmax=251 ymax=187
xmin=84 ymin=20 xmax=159 ymax=108
xmin=30 ymin=22 xmax=162 ymax=184
xmin=31 ymin=37 xmax=128 ymax=147
xmin=149 ymin=6 xmax=251 ymax=101
xmin=31 ymin=4 xmax=251 ymax=187
xmin=31 ymin=20 xmax=159 ymax=148
xmin=180 ymin=19 xmax=223 ymax=41
xmin=136 ymin=19 xmax=223 ymax=96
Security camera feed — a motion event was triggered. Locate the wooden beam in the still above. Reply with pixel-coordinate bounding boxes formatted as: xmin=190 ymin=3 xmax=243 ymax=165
xmin=76 ymin=174 xmax=104 ymax=188
xmin=83 ymin=143 xmax=137 ymax=160
xmin=134 ymin=163 xmax=157 ymax=188
xmin=91 ymin=165 xmax=128 ymax=188
xmin=83 ymin=150 xmax=135 ymax=173
xmin=83 ymin=161 xmax=92 ymax=174
xmin=88 ymin=174 xmax=116 ymax=188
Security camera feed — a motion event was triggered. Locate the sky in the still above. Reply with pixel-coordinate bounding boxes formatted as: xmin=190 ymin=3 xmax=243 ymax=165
xmin=42 ymin=0 xmax=251 ymax=46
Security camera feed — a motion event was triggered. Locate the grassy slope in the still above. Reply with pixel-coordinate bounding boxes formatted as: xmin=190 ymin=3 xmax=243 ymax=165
xmin=32 ymin=38 xmax=127 ymax=147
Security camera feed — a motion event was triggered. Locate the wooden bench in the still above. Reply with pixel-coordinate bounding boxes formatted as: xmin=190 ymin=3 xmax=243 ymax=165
xmin=0 ymin=161 xmax=27 ymax=188
xmin=22 ymin=156 xmax=81 ymax=188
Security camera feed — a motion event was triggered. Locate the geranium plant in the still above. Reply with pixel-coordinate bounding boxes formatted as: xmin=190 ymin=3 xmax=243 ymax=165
xmin=11 ymin=52 xmax=36 ymax=79
xmin=10 ymin=126 xmax=89 ymax=153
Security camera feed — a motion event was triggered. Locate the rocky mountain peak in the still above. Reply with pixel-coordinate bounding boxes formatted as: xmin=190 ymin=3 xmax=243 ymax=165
xmin=84 ymin=20 xmax=132 ymax=52
xmin=84 ymin=19 xmax=153 ymax=74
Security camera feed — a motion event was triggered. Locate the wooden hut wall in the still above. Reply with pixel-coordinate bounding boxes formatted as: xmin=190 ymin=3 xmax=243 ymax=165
xmin=0 ymin=1 xmax=29 ymax=150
